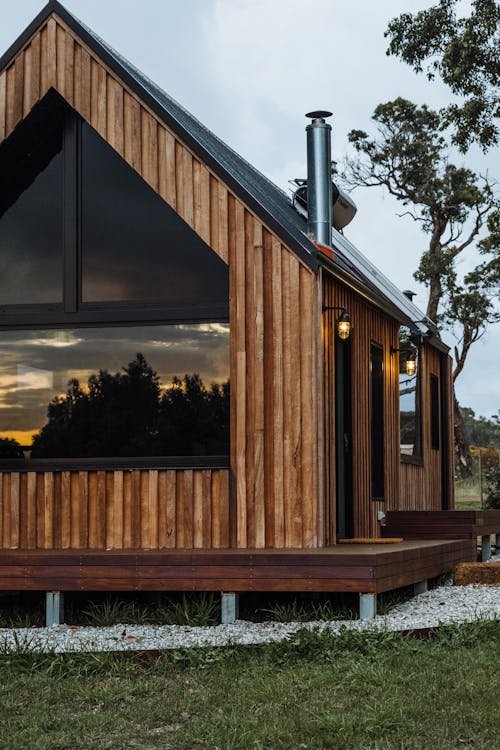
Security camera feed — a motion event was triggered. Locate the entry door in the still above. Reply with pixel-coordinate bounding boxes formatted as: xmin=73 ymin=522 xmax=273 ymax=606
xmin=335 ymin=337 xmax=353 ymax=539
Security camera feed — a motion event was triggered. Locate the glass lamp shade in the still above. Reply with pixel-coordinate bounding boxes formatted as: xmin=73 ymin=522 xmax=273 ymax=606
xmin=405 ymin=353 xmax=417 ymax=376
xmin=337 ymin=311 xmax=351 ymax=340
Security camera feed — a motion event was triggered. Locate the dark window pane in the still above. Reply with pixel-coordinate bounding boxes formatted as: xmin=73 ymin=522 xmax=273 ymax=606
xmin=81 ymin=123 xmax=229 ymax=305
xmin=0 ymin=93 xmax=65 ymax=305
xmin=370 ymin=342 xmax=384 ymax=500
xmin=0 ymin=324 xmax=229 ymax=459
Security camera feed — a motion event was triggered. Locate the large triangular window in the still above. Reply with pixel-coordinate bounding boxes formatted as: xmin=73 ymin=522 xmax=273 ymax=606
xmin=81 ymin=122 xmax=228 ymax=307
xmin=0 ymin=91 xmax=229 ymax=466
xmin=0 ymin=89 xmax=228 ymax=318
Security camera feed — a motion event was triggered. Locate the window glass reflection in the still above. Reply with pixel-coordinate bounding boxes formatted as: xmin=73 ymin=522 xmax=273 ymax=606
xmin=0 ymin=324 xmax=229 ymax=459
xmin=399 ymin=327 xmax=420 ymax=457
xmin=81 ymin=123 xmax=229 ymax=305
xmin=0 ymin=99 xmax=64 ymax=304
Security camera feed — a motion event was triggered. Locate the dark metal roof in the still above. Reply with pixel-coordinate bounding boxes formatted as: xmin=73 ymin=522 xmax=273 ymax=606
xmin=0 ymin=1 xmax=447 ymax=349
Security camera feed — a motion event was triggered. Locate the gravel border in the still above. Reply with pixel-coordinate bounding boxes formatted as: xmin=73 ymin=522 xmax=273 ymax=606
xmin=0 ymin=583 xmax=499 ymax=654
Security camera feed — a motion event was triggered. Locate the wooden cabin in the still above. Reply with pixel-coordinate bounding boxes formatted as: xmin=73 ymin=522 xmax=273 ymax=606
xmin=0 ymin=2 xmax=488 ymax=622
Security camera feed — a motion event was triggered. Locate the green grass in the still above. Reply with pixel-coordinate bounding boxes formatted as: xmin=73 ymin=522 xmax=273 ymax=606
xmin=0 ymin=620 xmax=499 ymax=749
xmin=455 ymin=479 xmax=483 ymax=510
xmin=0 ymin=592 xmax=221 ymax=629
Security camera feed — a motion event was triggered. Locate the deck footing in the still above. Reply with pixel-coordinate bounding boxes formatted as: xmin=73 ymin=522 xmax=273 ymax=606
xmin=359 ymin=593 xmax=376 ymax=620
xmin=413 ymin=580 xmax=428 ymax=595
xmin=46 ymin=592 xmax=64 ymax=627
xmin=481 ymin=536 xmax=492 ymax=562
xmin=221 ymin=592 xmax=239 ymax=624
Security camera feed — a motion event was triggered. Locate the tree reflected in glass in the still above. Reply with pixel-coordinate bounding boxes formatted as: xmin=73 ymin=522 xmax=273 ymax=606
xmin=30 ymin=354 xmax=229 ymax=458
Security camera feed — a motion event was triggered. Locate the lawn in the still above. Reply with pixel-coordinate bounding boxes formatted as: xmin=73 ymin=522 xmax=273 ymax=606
xmin=1 ymin=621 xmax=499 ymax=750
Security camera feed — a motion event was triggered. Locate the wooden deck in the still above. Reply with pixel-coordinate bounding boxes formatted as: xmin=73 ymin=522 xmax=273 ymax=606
xmin=0 ymin=539 xmax=474 ymax=595
xmin=382 ymin=510 xmax=500 ymax=540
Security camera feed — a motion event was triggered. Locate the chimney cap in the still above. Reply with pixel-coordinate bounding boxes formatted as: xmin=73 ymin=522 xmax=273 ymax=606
xmin=306 ymin=110 xmax=332 ymax=120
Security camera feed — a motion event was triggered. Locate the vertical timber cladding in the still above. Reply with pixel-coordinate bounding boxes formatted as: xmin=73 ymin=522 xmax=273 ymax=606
xmin=322 ymin=273 xmax=400 ymax=540
xmin=0 ymin=13 xmax=321 ymax=550
xmin=0 ymin=470 xmax=230 ymax=550
xmin=396 ymin=344 xmax=448 ymax=511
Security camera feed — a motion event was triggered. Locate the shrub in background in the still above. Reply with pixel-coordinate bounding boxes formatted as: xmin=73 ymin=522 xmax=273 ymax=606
xmin=485 ymin=465 xmax=500 ymax=509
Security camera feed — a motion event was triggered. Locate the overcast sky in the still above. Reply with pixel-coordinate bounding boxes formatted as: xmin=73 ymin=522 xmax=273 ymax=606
xmin=1 ymin=0 xmax=498 ymax=418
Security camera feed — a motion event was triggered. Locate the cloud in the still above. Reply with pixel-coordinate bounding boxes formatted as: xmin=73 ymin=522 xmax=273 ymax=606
xmin=0 ymin=325 xmax=230 ymax=436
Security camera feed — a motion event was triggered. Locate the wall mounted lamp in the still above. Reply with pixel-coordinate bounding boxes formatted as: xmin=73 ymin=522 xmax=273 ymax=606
xmin=391 ymin=346 xmax=417 ymax=376
xmin=322 ymin=305 xmax=352 ymax=340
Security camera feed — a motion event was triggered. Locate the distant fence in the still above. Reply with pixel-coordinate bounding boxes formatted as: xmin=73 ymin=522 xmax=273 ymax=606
xmin=455 ymin=448 xmax=500 ymax=508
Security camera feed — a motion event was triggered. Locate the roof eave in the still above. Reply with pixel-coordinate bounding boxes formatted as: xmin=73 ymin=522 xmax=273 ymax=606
xmin=319 ymin=254 xmax=450 ymax=354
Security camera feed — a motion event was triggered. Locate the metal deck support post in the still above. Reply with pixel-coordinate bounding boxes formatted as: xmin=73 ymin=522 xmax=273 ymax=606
xmin=481 ymin=535 xmax=491 ymax=562
xmin=221 ymin=592 xmax=239 ymax=624
xmin=359 ymin=593 xmax=377 ymax=620
xmin=46 ymin=592 xmax=64 ymax=627
xmin=413 ymin=580 xmax=428 ymax=596
xmin=495 ymin=533 xmax=500 ymax=556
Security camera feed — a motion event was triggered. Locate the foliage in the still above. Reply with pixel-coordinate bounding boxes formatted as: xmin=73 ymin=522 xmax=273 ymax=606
xmin=258 ymin=598 xmax=355 ymax=623
xmin=385 ymin=0 xmax=500 ymax=151
xmin=0 ymin=621 xmax=498 ymax=749
xmin=154 ymin=593 xmax=220 ymax=627
xmin=485 ymin=464 xmax=500 ymax=508
xmin=30 ymin=355 xmax=230 ymax=458
xmin=82 ymin=598 xmax=152 ymax=627
xmin=0 ymin=437 xmax=24 ymax=458
xmin=461 ymin=407 xmax=500 ymax=448
xmin=82 ymin=593 xmax=220 ymax=628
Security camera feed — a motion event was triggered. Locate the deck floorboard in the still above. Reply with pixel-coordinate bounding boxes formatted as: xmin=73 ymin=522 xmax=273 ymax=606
xmin=0 ymin=540 xmax=475 ymax=594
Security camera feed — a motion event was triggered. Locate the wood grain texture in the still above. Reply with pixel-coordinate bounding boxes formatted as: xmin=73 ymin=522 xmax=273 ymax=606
xmin=396 ymin=346 xmax=446 ymax=512
xmin=321 ymin=273 xmax=451 ymax=539
xmin=0 ymin=539 xmax=474 ymax=593
xmin=322 ymin=274 xmax=400 ymax=540
xmin=0 ymin=470 xmax=230 ymax=550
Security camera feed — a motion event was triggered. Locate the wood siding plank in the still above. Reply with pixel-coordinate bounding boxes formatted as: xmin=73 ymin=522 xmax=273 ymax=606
xmin=123 ymin=91 xmax=141 ymax=171
xmin=141 ymin=108 xmax=158 ymax=190
xmin=107 ymin=76 xmax=124 ymax=156
xmin=0 ymin=70 xmax=6 ymax=141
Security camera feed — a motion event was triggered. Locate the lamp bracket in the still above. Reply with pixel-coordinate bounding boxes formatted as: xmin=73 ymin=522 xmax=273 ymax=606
xmin=391 ymin=346 xmax=416 ymax=355
xmin=322 ymin=305 xmax=347 ymax=313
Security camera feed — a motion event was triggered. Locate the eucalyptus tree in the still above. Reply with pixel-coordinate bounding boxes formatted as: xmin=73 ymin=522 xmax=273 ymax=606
xmin=385 ymin=0 xmax=500 ymax=152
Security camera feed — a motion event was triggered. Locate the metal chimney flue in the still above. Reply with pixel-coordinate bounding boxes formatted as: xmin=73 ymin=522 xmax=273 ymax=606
xmin=305 ymin=110 xmax=333 ymax=246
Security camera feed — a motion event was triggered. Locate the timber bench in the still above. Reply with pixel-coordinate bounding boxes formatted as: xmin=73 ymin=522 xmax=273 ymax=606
xmin=0 ymin=539 xmax=474 ymax=625
xmin=381 ymin=511 xmax=500 ymax=561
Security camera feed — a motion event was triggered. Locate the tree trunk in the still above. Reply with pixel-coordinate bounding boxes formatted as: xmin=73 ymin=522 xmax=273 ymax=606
xmin=453 ymin=389 xmax=473 ymax=479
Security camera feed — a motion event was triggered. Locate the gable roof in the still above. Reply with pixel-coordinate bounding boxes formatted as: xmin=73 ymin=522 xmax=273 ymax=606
xmin=0 ymin=1 xmax=444 ymax=347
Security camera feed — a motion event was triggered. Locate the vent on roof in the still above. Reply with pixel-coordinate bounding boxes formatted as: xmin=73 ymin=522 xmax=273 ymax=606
xmin=290 ymin=177 xmax=357 ymax=232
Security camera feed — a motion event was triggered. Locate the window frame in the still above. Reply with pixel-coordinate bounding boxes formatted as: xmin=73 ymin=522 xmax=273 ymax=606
xmin=430 ymin=373 xmax=440 ymax=451
xmin=370 ymin=340 xmax=385 ymax=501
xmin=0 ymin=92 xmax=229 ymax=325
xmin=0 ymin=94 xmax=230 ymax=470
xmin=398 ymin=329 xmax=423 ymax=466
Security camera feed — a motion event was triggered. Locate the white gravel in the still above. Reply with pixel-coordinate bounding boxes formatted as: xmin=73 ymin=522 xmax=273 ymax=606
xmin=0 ymin=582 xmax=499 ymax=654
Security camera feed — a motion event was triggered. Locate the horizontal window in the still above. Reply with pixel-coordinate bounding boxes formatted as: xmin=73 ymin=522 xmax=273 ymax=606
xmin=0 ymin=323 xmax=229 ymax=461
